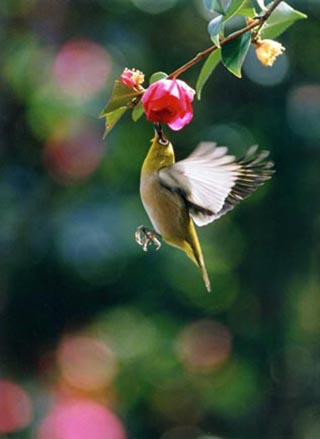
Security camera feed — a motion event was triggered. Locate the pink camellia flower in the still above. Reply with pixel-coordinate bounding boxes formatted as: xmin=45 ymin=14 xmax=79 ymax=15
xmin=120 ymin=68 xmax=145 ymax=89
xmin=142 ymin=78 xmax=195 ymax=131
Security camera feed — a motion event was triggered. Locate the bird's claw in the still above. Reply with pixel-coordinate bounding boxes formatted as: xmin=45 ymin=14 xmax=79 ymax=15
xmin=135 ymin=225 xmax=161 ymax=252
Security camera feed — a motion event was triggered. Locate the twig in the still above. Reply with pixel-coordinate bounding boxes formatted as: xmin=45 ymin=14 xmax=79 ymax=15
xmin=168 ymin=0 xmax=284 ymax=79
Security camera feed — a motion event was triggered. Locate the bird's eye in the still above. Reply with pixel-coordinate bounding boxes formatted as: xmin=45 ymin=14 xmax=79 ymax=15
xmin=159 ymin=138 xmax=169 ymax=146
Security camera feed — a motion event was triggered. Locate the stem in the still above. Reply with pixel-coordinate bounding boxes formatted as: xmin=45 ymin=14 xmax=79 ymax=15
xmin=168 ymin=0 xmax=284 ymax=79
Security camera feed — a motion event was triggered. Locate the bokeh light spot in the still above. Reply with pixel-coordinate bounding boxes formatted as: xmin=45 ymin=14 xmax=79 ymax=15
xmin=293 ymin=407 xmax=320 ymax=439
xmin=57 ymin=335 xmax=118 ymax=392
xmin=0 ymin=380 xmax=32 ymax=433
xmin=54 ymin=203 xmax=131 ymax=285
xmin=244 ymin=46 xmax=289 ymax=86
xmin=205 ymin=123 xmax=255 ymax=152
xmin=198 ymin=359 xmax=262 ymax=416
xmin=176 ymin=319 xmax=232 ymax=372
xmin=43 ymin=120 xmax=104 ymax=184
xmin=96 ymin=307 xmax=159 ymax=360
xmin=37 ymin=400 xmax=126 ymax=439
xmin=131 ymin=0 xmax=177 ymax=14
xmin=2 ymin=35 xmax=54 ymax=100
xmin=287 ymin=84 xmax=320 ymax=141
xmin=52 ymin=39 xmax=111 ymax=101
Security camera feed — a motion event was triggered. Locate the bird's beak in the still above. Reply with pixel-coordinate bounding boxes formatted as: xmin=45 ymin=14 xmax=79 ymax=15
xmin=154 ymin=123 xmax=164 ymax=141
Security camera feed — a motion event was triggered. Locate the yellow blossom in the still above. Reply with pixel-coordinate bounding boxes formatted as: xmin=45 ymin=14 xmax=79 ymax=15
xmin=255 ymin=39 xmax=286 ymax=67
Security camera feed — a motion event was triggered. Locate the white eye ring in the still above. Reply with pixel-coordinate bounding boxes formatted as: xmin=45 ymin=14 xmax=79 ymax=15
xmin=159 ymin=138 xmax=169 ymax=146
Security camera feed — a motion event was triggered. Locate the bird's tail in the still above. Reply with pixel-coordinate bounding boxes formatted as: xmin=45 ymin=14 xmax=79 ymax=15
xmin=183 ymin=223 xmax=211 ymax=293
xmin=199 ymin=259 xmax=211 ymax=293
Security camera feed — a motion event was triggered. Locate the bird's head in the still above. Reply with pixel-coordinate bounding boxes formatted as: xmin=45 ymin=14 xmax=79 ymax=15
xmin=154 ymin=123 xmax=170 ymax=146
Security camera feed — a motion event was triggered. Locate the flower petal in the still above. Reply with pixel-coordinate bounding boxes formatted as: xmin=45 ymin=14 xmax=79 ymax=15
xmin=141 ymin=78 xmax=195 ymax=129
xmin=168 ymin=107 xmax=193 ymax=131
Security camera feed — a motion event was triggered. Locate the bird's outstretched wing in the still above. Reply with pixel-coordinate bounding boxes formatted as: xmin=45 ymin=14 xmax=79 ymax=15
xmin=158 ymin=142 xmax=274 ymax=227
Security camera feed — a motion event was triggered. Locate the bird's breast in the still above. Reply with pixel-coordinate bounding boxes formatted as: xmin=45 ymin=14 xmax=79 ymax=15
xmin=140 ymin=172 xmax=188 ymax=243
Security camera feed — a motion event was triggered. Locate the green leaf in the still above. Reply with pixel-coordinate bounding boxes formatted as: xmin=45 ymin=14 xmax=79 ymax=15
xmin=99 ymin=80 xmax=142 ymax=116
xmin=196 ymin=49 xmax=221 ymax=99
xmin=223 ymin=0 xmax=249 ymax=21
xmin=256 ymin=0 xmax=266 ymax=12
xmin=208 ymin=15 xmax=224 ymax=47
xmin=237 ymin=6 xmax=256 ymax=18
xmin=260 ymin=2 xmax=307 ymax=40
xmin=132 ymin=99 xmax=144 ymax=122
xmin=203 ymin=0 xmax=213 ymax=10
xmin=102 ymin=106 xmax=128 ymax=138
xmin=149 ymin=71 xmax=168 ymax=84
xmin=221 ymin=31 xmax=251 ymax=78
xmin=204 ymin=0 xmax=255 ymax=18
xmin=203 ymin=0 xmax=231 ymax=15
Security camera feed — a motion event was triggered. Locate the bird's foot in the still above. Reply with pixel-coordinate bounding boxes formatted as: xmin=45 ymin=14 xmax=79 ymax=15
xmin=135 ymin=225 xmax=162 ymax=252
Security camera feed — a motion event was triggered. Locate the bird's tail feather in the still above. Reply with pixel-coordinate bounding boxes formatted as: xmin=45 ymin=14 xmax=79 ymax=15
xmin=183 ymin=224 xmax=211 ymax=293
xmin=199 ymin=261 xmax=211 ymax=293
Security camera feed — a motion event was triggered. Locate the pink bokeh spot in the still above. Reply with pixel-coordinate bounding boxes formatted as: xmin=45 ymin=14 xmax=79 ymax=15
xmin=37 ymin=400 xmax=126 ymax=439
xmin=0 ymin=380 xmax=33 ymax=433
xmin=43 ymin=121 xmax=104 ymax=184
xmin=53 ymin=39 xmax=111 ymax=100
xmin=57 ymin=335 xmax=118 ymax=392
xmin=176 ymin=319 xmax=232 ymax=371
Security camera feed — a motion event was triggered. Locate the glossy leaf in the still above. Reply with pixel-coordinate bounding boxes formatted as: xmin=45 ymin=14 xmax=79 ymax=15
xmin=221 ymin=31 xmax=251 ymax=78
xmin=196 ymin=49 xmax=221 ymax=99
xmin=149 ymin=71 xmax=168 ymax=84
xmin=102 ymin=106 xmax=128 ymax=138
xmin=223 ymin=0 xmax=249 ymax=21
xmin=256 ymin=0 xmax=266 ymax=12
xmin=260 ymin=2 xmax=307 ymax=40
xmin=132 ymin=99 xmax=144 ymax=122
xmin=203 ymin=0 xmax=213 ymax=10
xmin=203 ymin=0 xmax=231 ymax=15
xmin=100 ymin=80 xmax=142 ymax=116
xmin=237 ymin=5 xmax=256 ymax=18
xmin=208 ymin=15 xmax=224 ymax=47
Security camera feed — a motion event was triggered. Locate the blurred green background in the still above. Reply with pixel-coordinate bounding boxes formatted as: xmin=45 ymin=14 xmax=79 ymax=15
xmin=0 ymin=1 xmax=319 ymax=438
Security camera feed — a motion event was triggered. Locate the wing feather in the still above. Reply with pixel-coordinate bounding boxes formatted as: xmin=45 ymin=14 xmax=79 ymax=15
xmin=158 ymin=142 xmax=274 ymax=227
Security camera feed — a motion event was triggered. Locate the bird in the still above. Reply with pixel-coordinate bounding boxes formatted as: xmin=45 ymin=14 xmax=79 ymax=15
xmin=135 ymin=124 xmax=274 ymax=292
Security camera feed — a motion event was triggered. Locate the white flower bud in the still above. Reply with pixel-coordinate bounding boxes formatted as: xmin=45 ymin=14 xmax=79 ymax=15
xmin=255 ymin=39 xmax=286 ymax=67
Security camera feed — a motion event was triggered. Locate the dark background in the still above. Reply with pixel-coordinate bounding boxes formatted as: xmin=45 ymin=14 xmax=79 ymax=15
xmin=0 ymin=1 xmax=319 ymax=438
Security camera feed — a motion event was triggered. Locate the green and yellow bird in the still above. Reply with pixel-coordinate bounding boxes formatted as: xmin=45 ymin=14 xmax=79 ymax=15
xmin=136 ymin=124 xmax=274 ymax=292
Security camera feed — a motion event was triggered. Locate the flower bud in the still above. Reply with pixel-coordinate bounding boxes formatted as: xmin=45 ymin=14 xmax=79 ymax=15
xmin=255 ymin=39 xmax=285 ymax=67
xmin=120 ymin=68 xmax=145 ymax=89
xmin=141 ymin=78 xmax=195 ymax=131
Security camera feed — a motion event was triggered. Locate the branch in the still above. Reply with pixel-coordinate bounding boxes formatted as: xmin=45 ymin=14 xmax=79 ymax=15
xmin=168 ymin=0 xmax=284 ymax=79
